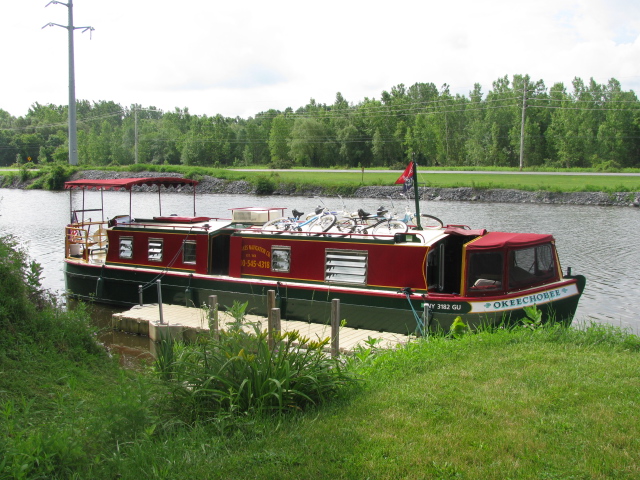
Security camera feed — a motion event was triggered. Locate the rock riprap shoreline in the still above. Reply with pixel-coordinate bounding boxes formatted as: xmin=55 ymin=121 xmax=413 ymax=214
xmin=2 ymin=170 xmax=639 ymax=207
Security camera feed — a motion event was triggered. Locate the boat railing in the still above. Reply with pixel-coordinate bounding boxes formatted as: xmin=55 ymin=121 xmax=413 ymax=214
xmin=110 ymin=216 xmax=232 ymax=232
xmin=65 ymin=220 xmax=109 ymax=263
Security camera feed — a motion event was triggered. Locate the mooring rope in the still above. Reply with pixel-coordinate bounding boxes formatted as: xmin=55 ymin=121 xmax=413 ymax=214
xmin=401 ymin=287 xmax=424 ymax=336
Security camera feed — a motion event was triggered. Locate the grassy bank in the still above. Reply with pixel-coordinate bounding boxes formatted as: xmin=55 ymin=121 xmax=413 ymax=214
xmin=231 ymin=169 xmax=640 ymax=193
xmin=2 ymin=164 xmax=640 ymax=194
xmin=1 ymin=234 xmax=640 ymax=479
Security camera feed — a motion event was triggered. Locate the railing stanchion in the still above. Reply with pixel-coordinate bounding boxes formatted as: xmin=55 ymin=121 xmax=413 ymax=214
xmin=331 ymin=299 xmax=340 ymax=357
xmin=208 ymin=295 xmax=219 ymax=340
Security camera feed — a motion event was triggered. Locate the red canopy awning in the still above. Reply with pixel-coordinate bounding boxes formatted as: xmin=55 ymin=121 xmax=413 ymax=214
xmin=466 ymin=231 xmax=554 ymax=251
xmin=64 ymin=177 xmax=199 ymax=190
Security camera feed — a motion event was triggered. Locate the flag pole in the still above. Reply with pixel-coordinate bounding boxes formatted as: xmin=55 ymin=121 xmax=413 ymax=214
xmin=412 ymin=157 xmax=422 ymax=230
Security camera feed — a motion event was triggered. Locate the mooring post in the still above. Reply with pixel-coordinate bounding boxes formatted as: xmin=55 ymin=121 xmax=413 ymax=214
xmin=423 ymin=303 xmax=430 ymax=336
xmin=208 ymin=295 xmax=219 ymax=340
xmin=138 ymin=285 xmax=143 ymax=306
xmin=268 ymin=307 xmax=281 ymax=349
xmin=331 ymin=298 xmax=340 ymax=357
xmin=156 ymin=280 xmax=164 ymax=325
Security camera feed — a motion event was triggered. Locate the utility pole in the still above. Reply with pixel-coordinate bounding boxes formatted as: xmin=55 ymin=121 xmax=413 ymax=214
xmin=43 ymin=0 xmax=93 ymax=166
xmin=519 ymin=81 xmax=527 ymax=172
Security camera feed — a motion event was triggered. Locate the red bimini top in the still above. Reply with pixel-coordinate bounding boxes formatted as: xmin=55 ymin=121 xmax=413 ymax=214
xmin=465 ymin=232 xmax=554 ymax=251
xmin=64 ymin=177 xmax=199 ymax=190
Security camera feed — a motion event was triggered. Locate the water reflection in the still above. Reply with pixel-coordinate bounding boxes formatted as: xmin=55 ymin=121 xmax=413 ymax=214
xmin=72 ymin=301 xmax=155 ymax=369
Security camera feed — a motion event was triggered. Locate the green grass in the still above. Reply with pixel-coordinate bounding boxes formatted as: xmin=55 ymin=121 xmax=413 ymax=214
xmin=244 ymin=170 xmax=640 ymax=193
xmin=60 ymin=323 xmax=637 ymax=480
xmin=4 ymin=319 xmax=640 ymax=479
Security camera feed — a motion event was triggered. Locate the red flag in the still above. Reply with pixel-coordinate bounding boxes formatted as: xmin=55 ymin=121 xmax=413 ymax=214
xmin=395 ymin=161 xmax=414 ymax=185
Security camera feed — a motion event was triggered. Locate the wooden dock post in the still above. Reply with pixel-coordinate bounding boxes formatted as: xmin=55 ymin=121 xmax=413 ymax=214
xmin=138 ymin=285 xmax=143 ymax=306
xmin=331 ymin=298 xmax=340 ymax=357
xmin=208 ymin=295 xmax=219 ymax=340
xmin=268 ymin=307 xmax=281 ymax=349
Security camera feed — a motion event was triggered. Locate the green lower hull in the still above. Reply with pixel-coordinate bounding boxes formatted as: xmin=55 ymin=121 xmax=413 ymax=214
xmin=65 ymin=262 xmax=584 ymax=335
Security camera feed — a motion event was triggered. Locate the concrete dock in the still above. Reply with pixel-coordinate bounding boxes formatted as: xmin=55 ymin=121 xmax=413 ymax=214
xmin=112 ymin=303 xmax=411 ymax=353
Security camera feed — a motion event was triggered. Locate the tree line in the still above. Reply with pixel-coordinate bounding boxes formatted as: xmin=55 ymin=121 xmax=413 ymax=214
xmin=1 ymin=74 xmax=639 ymax=170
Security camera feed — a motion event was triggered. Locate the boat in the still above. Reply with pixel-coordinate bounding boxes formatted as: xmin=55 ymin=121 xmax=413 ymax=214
xmin=63 ymin=173 xmax=586 ymax=335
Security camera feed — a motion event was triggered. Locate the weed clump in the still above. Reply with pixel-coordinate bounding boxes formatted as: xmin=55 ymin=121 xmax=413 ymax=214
xmin=155 ymin=301 xmax=359 ymax=422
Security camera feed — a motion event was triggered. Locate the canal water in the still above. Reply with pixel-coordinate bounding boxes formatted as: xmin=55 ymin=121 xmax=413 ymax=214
xmin=1 ymin=188 xmax=639 ymax=337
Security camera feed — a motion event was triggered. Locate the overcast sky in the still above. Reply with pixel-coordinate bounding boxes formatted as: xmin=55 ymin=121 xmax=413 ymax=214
xmin=2 ymin=0 xmax=639 ymax=119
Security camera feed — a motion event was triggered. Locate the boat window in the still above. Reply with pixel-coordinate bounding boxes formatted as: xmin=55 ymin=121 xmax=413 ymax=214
xmin=119 ymin=237 xmax=133 ymax=259
xmin=183 ymin=240 xmax=197 ymax=264
xmin=148 ymin=238 xmax=164 ymax=262
xmin=467 ymin=252 xmax=503 ymax=292
xmin=325 ymin=249 xmax=368 ymax=285
xmin=508 ymin=244 xmax=555 ymax=289
xmin=271 ymin=246 xmax=291 ymax=273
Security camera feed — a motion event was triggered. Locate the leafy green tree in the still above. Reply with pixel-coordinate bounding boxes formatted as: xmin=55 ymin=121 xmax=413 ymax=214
xmin=268 ymin=114 xmax=292 ymax=164
xmin=337 ymin=123 xmax=366 ymax=167
xmin=181 ymin=117 xmax=211 ymax=166
xmin=289 ymin=117 xmax=335 ymax=167
xmin=464 ymin=83 xmax=489 ymax=165
xmin=596 ymin=79 xmax=640 ymax=168
xmin=484 ymin=76 xmax=519 ymax=166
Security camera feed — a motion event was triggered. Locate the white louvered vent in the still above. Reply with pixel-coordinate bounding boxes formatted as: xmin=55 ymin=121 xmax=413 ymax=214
xmin=325 ymin=249 xmax=368 ymax=285
xmin=148 ymin=238 xmax=163 ymax=262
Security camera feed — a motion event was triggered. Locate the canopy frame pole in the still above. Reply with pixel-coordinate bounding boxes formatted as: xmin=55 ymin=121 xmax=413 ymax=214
xmin=412 ymin=158 xmax=422 ymax=230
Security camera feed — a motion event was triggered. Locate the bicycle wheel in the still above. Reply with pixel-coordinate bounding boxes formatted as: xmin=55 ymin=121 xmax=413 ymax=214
xmin=335 ymin=217 xmax=356 ymax=233
xmin=323 ymin=217 xmax=357 ymax=237
xmin=307 ymin=214 xmax=337 ymax=235
xmin=415 ymin=214 xmax=444 ymax=229
xmin=262 ymin=217 xmax=291 ymax=234
xmin=372 ymin=220 xmax=408 ymax=239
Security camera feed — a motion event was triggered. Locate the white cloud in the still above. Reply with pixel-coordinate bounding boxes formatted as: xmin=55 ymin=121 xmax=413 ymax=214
xmin=1 ymin=0 xmax=639 ymax=119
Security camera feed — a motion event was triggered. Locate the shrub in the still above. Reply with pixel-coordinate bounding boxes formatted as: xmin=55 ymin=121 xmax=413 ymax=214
xmin=253 ymin=175 xmax=276 ymax=195
xmin=267 ymin=159 xmax=294 ymax=169
xmin=156 ymin=302 xmax=359 ymax=421
xmin=43 ymin=164 xmax=71 ymax=190
xmin=0 ymin=234 xmax=101 ymax=357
